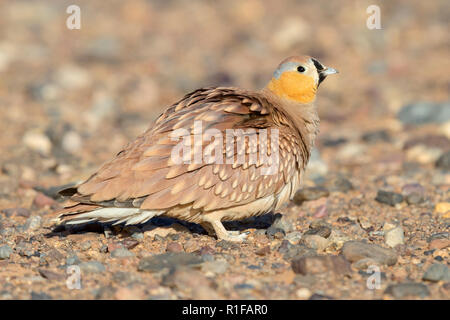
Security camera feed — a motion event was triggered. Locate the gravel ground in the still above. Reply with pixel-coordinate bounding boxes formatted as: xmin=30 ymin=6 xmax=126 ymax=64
xmin=0 ymin=0 xmax=448 ymax=300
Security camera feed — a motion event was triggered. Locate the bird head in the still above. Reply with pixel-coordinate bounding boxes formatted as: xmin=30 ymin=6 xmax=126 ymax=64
xmin=266 ymin=56 xmax=338 ymax=103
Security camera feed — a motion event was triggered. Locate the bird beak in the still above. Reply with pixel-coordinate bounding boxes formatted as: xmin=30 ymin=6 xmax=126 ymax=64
xmin=317 ymin=66 xmax=338 ymax=86
xmin=320 ymin=67 xmax=338 ymax=76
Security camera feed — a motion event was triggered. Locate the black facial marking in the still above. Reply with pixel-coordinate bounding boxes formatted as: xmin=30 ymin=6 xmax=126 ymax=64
xmin=312 ymin=58 xmax=326 ymax=86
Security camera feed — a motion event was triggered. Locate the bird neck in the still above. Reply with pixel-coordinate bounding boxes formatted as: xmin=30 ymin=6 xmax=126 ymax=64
xmin=261 ymin=88 xmax=320 ymax=151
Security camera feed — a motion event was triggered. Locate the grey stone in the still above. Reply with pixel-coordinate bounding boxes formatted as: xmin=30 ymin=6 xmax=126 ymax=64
xmin=385 ymin=283 xmax=429 ymax=298
xmin=397 ymin=101 xmax=450 ymax=125
xmin=138 ymin=252 xmax=203 ymax=272
xmin=422 ymin=263 xmax=450 ymax=282
xmin=341 ymin=241 xmax=397 ymax=266
xmin=375 ymin=190 xmax=403 ymax=206
xmin=110 ymin=248 xmax=135 ymax=258
xmin=24 ymin=216 xmax=42 ymax=231
xmin=293 ymin=187 xmax=329 ymax=204
xmin=0 ymin=245 xmax=13 ymax=259
xmin=79 ymin=261 xmax=106 ymax=273
xmin=435 ymin=151 xmax=450 ymax=171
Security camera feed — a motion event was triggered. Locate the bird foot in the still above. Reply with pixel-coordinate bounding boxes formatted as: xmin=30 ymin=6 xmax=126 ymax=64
xmin=219 ymin=231 xmax=250 ymax=242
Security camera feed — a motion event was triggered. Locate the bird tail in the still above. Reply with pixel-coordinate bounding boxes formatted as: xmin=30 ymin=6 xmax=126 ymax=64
xmin=52 ymin=203 xmax=164 ymax=226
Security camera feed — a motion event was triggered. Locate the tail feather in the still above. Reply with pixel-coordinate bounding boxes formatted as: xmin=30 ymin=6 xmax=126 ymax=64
xmin=53 ymin=203 xmax=164 ymax=226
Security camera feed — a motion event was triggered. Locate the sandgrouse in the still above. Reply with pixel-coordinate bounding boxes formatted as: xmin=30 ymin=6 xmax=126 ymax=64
xmin=54 ymin=56 xmax=337 ymax=242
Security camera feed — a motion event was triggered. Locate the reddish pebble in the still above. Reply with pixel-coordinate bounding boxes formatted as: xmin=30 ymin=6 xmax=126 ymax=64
xmin=199 ymin=245 xmax=215 ymax=255
xmin=429 ymin=239 xmax=450 ymax=250
xmin=33 ymin=193 xmax=55 ymax=208
xmin=314 ymin=204 xmax=328 ymax=218
xmin=166 ymin=242 xmax=183 ymax=252
xmin=256 ymin=245 xmax=270 ymax=256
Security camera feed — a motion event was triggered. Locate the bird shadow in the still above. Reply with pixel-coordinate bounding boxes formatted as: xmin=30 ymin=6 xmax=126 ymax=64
xmin=45 ymin=213 xmax=279 ymax=239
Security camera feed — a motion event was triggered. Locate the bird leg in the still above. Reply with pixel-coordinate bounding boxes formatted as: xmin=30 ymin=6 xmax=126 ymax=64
xmin=202 ymin=218 xmax=249 ymax=242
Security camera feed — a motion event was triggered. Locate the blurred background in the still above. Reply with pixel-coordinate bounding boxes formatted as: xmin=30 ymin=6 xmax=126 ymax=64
xmin=0 ymin=0 xmax=448 ymax=207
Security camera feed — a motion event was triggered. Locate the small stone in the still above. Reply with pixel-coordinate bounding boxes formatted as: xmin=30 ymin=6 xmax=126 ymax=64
xmin=266 ymin=226 xmax=285 ymax=239
xmin=296 ymin=288 xmax=312 ymax=299
xmin=435 ymin=151 xmax=450 ymax=171
xmin=285 ymin=231 xmax=302 ymax=244
xmin=341 ymin=241 xmax=397 ymax=266
xmin=79 ymin=261 xmax=106 ymax=273
xmin=24 ymin=216 xmax=42 ymax=231
xmin=301 ymin=235 xmax=329 ymax=252
xmin=66 ymin=254 xmax=81 ymax=265
xmin=255 ymin=245 xmax=270 ymax=256
xmin=23 ymin=131 xmax=52 ymax=155
xmin=402 ymin=183 xmax=425 ymax=205
xmin=291 ymin=255 xmax=351 ymax=276
xmin=0 ymin=245 xmax=13 ymax=259
xmin=33 ymin=193 xmax=55 ymax=208
xmin=166 ymin=242 xmax=183 ymax=253
xmin=111 ymin=248 xmax=135 ymax=259
xmin=322 ymin=176 xmax=353 ymax=192
xmin=201 ymin=260 xmax=229 ymax=275
xmin=61 ymin=131 xmax=83 ymax=154
xmin=434 ymin=202 xmax=450 ymax=218
xmin=304 ymin=221 xmax=332 ymax=238
xmin=361 ymin=130 xmax=391 ymax=143
xmin=384 ymin=226 xmax=405 ymax=248
xmin=375 ymin=190 xmax=403 ymax=206
xmin=270 ymin=214 xmax=294 ymax=233
xmin=352 ymin=258 xmax=380 ymax=270
xmin=138 ymin=253 xmax=203 ymax=272
xmin=216 ymin=240 xmax=239 ymax=250
xmin=293 ymin=187 xmax=329 ymax=204
xmin=114 ymin=287 xmax=144 ymax=300
xmin=313 ymin=204 xmax=328 ymax=218
xmin=30 ymin=291 xmax=52 ymax=300
xmin=38 ymin=269 xmax=64 ymax=281
xmin=397 ymin=101 xmax=450 ymax=125
xmin=385 ymin=283 xmax=430 ymax=299
xmin=80 ymin=241 xmax=91 ymax=251
xmin=1 ymin=208 xmax=31 ymax=217
xmin=429 ymin=239 xmax=450 ymax=250
xmin=422 ymin=263 xmax=450 ymax=282
xmin=184 ymin=239 xmax=200 ymax=253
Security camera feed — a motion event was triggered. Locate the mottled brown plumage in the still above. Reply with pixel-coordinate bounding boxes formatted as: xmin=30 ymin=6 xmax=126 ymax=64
xmin=54 ymin=56 xmax=337 ymax=241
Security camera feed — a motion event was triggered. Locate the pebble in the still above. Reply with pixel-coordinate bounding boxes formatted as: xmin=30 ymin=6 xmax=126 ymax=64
xmin=295 ymin=288 xmax=312 ymax=299
xmin=385 ymin=283 xmax=430 ymax=299
xmin=111 ymin=248 xmax=135 ymax=259
xmin=24 ymin=216 xmax=42 ymax=231
xmin=61 ymin=131 xmax=83 ymax=154
xmin=30 ymin=291 xmax=52 ymax=300
xmin=401 ymin=183 xmax=425 ymax=205
xmin=293 ymin=187 xmax=329 ymax=204
xmin=270 ymin=214 xmax=294 ymax=233
xmin=384 ymin=226 xmax=405 ymax=248
xmin=255 ymin=245 xmax=270 ymax=256
xmin=80 ymin=241 xmax=91 ymax=251
xmin=79 ymin=261 xmax=106 ymax=273
xmin=33 ymin=193 xmax=55 ymax=208
xmin=397 ymin=101 xmax=450 ymax=125
xmin=184 ymin=239 xmax=200 ymax=253
xmin=285 ymin=231 xmax=302 ymax=244
xmin=1 ymin=208 xmax=31 ymax=217
xmin=166 ymin=242 xmax=183 ymax=253
xmin=322 ymin=176 xmax=354 ymax=192
xmin=341 ymin=241 xmax=398 ymax=266
xmin=434 ymin=202 xmax=450 ymax=218
xmin=66 ymin=254 xmax=81 ymax=265
xmin=304 ymin=220 xmax=332 ymax=238
xmin=114 ymin=287 xmax=144 ymax=300
xmin=291 ymin=255 xmax=351 ymax=276
xmin=422 ymin=263 xmax=450 ymax=282
xmin=138 ymin=253 xmax=203 ymax=272
xmin=429 ymin=239 xmax=450 ymax=250
xmin=265 ymin=226 xmax=285 ymax=239
xmin=301 ymin=235 xmax=329 ymax=252
xmin=375 ymin=190 xmax=403 ymax=206
xmin=313 ymin=204 xmax=328 ymax=218
xmin=22 ymin=130 xmax=52 ymax=155
xmin=435 ymin=151 xmax=450 ymax=170
xmin=361 ymin=130 xmax=391 ymax=143
xmin=201 ymin=260 xmax=229 ymax=275
xmin=0 ymin=245 xmax=13 ymax=259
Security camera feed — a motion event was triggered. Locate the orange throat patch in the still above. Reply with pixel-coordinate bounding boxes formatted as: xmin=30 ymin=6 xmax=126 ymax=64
xmin=267 ymin=71 xmax=317 ymax=103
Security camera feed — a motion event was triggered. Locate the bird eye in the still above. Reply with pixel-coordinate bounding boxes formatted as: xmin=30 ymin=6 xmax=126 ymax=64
xmin=297 ymin=66 xmax=305 ymax=73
